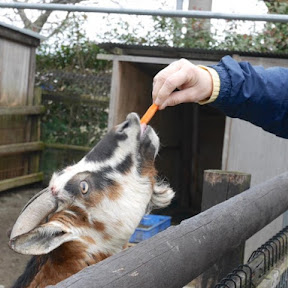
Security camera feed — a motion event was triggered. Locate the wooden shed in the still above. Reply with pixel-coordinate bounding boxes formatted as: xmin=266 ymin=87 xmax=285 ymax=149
xmin=98 ymin=44 xmax=229 ymax=220
xmin=98 ymin=43 xmax=288 ymax=257
xmin=0 ymin=22 xmax=45 ymax=192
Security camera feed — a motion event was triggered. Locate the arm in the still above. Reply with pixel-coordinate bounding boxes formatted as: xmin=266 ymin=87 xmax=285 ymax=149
xmin=210 ymin=56 xmax=288 ymax=138
xmin=152 ymin=56 xmax=288 ymax=139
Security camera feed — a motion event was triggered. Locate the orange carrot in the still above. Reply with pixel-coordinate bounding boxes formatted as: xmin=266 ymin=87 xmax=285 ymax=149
xmin=140 ymin=103 xmax=159 ymax=124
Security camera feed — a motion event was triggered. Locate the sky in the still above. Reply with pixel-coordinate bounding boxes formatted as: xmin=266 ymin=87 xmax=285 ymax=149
xmin=0 ymin=0 xmax=269 ymax=42
xmin=82 ymin=0 xmax=268 ymax=43
xmin=81 ymin=0 xmax=268 ymax=42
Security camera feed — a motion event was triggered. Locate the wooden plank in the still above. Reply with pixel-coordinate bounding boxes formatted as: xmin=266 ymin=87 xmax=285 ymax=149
xmin=45 ymin=143 xmax=90 ymax=152
xmin=0 ymin=115 xmax=27 ymax=145
xmin=0 ymin=25 xmax=40 ymax=47
xmin=233 ymin=54 xmax=288 ymax=68
xmin=32 ymin=88 xmax=42 ymax=142
xmin=52 ymin=170 xmax=288 ymax=288
xmin=42 ymin=91 xmax=109 ymax=105
xmin=108 ymin=59 xmax=120 ymax=129
xmin=0 ymin=172 xmax=43 ymax=192
xmin=24 ymin=50 xmax=35 ymax=172
xmin=27 ymin=47 xmax=36 ymax=105
xmin=29 ymin=88 xmax=43 ymax=173
xmin=0 ymin=154 xmax=26 ymax=180
xmin=0 ymin=141 xmax=44 ymax=156
xmin=0 ymin=105 xmax=45 ymax=116
xmin=97 ymin=53 xmax=217 ymax=66
xmin=0 ymin=40 xmax=30 ymax=106
xmin=109 ymin=61 xmax=153 ymax=127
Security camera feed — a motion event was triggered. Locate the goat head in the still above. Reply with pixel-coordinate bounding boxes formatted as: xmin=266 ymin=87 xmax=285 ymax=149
xmin=9 ymin=112 xmax=175 ymax=287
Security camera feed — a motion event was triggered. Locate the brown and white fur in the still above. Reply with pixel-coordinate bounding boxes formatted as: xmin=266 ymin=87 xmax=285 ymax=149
xmin=9 ymin=112 xmax=175 ymax=288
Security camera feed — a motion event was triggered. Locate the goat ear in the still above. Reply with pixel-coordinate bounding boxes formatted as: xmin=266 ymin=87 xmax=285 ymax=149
xmin=9 ymin=223 xmax=75 ymax=255
xmin=146 ymin=181 xmax=175 ymax=213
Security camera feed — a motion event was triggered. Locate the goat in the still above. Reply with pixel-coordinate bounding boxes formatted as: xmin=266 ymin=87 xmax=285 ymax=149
xmin=9 ymin=112 xmax=175 ymax=288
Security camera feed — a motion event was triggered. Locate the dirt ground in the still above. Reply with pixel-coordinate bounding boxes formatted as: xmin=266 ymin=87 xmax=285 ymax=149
xmin=0 ymin=184 xmax=43 ymax=288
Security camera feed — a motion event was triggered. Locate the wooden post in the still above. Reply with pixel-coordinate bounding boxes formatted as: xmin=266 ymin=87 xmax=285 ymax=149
xmin=201 ymin=170 xmax=251 ymax=211
xmin=29 ymin=87 xmax=43 ymax=174
xmin=189 ymin=170 xmax=251 ymax=287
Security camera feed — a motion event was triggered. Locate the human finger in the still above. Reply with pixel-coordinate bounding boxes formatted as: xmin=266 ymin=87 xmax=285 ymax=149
xmin=152 ymin=60 xmax=182 ymax=102
xmin=154 ymin=65 xmax=196 ymax=107
xmin=159 ymin=87 xmax=203 ymax=109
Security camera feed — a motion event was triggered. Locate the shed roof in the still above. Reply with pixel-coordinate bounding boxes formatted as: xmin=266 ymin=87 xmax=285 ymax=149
xmin=0 ymin=21 xmax=45 ymax=47
xmin=99 ymin=42 xmax=288 ymax=60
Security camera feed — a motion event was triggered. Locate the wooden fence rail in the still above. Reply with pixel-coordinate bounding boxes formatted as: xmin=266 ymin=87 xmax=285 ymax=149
xmin=0 ymin=105 xmax=45 ymax=116
xmin=0 ymin=103 xmax=45 ymax=192
xmin=0 ymin=141 xmax=44 ymax=156
xmin=0 ymin=172 xmax=43 ymax=193
xmin=50 ymin=170 xmax=288 ymax=288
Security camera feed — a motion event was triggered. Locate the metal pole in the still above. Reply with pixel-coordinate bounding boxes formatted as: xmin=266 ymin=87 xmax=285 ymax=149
xmin=0 ymin=2 xmax=288 ymax=23
xmin=50 ymin=170 xmax=288 ymax=288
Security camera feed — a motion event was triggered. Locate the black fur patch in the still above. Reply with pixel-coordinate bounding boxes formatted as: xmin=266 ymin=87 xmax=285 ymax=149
xmin=90 ymin=171 xmax=115 ymax=191
xmin=64 ymin=167 xmax=115 ymax=196
xmin=86 ymin=131 xmax=128 ymax=162
xmin=140 ymin=135 xmax=155 ymax=161
xmin=115 ymin=154 xmax=133 ymax=174
xmin=11 ymin=255 xmax=49 ymax=288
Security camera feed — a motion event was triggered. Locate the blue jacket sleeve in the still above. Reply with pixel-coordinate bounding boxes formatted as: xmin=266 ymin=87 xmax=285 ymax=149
xmin=210 ymin=55 xmax=288 ymax=138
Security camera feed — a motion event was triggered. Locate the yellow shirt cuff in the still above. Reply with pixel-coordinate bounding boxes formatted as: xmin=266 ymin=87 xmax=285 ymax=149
xmin=197 ymin=65 xmax=220 ymax=105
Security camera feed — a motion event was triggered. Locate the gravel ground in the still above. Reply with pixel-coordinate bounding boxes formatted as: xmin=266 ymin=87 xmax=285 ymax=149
xmin=0 ymin=184 xmax=43 ymax=288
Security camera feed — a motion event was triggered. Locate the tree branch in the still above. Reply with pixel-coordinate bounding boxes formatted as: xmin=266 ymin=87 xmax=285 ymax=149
xmin=13 ymin=0 xmax=32 ymax=28
xmin=14 ymin=0 xmax=84 ymax=33
xmin=46 ymin=12 xmax=71 ymax=38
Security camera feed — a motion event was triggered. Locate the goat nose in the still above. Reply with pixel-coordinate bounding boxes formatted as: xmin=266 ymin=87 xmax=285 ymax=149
xmin=51 ymin=186 xmax=58 ymax=196
xmin=127 ymin=112 xmax=140 ymax=123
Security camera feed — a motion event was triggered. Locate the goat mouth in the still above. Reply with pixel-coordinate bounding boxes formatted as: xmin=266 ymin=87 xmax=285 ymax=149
xmin=140 ymin=123 xmax=147 ymax=137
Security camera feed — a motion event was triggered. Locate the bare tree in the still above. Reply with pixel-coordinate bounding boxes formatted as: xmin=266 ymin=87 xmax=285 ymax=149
xmin=13 ymin=0 xmax=89 ymax=38
xmin=3 ymin=0 xmax=121 ymax=39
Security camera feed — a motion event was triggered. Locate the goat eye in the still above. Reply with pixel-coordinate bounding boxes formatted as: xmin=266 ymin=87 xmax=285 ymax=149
xmin=80 ymin=181 xmax=89 ymax=194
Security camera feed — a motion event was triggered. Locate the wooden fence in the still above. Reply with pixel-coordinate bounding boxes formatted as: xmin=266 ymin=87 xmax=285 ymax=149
xmin=0 ymin=94 xmax=44 ymax=192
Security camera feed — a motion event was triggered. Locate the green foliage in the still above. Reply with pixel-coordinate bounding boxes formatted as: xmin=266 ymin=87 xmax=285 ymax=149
xmin=42 ymin=98 xmax=108 ymax=147
xmin=36 ymin=13 xmax=111 ymax=72
xmin=102 ymin=15 xmax=214 ymax=48
xmin=259 ymin=1 xmax=288 ymax=52
xmin=218 ymin=1 xmax=288 ymax=53
xmin=101 ymin=1 xmax=288 ymax=54
xmin=37 ymin=41 xmax=110 ymax=72
xmin=37 ymin=12 xmax=111 ymax=147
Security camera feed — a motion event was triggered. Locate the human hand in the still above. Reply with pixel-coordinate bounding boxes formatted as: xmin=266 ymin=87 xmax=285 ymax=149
xmin=152 ymin=58 xmax=213 ymax=109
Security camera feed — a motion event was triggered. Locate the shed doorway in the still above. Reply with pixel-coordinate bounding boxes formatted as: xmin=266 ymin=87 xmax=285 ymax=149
xmin=102 ymin=57 xmax=226 ymax=220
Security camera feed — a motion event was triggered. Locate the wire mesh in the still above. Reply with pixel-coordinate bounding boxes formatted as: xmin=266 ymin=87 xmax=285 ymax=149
xmin=215 ymin=226 xmax=288 ymax=288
